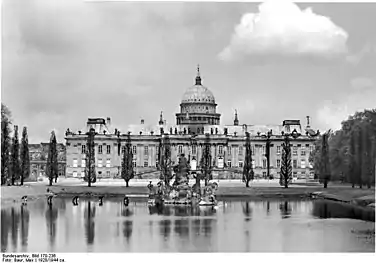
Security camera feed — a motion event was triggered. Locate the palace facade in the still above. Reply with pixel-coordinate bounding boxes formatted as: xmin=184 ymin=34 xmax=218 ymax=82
xmin=65 ymin=67 xmax=319 ymax=180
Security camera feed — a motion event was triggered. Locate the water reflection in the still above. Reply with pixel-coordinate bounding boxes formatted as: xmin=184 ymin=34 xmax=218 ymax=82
xmin=1 ymin=206 xmax=30 ymax=252
xmin=174 ymin=219 xmax=189 ymax=237
xmin=159 ymin=220 xmax=172 ymax=239
xmin=202 ymin=219 xmax=213 ymax=236
xmin=83 ymin=201 xmax=96 ymax=245
xmin=279 ymin=201 xmax=292 ymax=219
xmin=242 ymin=202 xmax=252 ymax=221
xmin=20 ymin=206 xmax=30 ymax=248
xmin=312 ymin=200 xmax=375 ymax=222
xmin=45 ymin=204 xmax=58 ymax=248
xmin=121 ymin=206 xmax=133 ymax=242
xmin=1 ymin=198 xmax=374 ymax=252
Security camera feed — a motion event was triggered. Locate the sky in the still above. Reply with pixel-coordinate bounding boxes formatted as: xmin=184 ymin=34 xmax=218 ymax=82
xmin=2 ymin=0 xmax=376 ymax=143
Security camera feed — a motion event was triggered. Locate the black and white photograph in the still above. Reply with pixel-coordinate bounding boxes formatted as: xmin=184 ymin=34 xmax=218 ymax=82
xmin=1 ymin=0 xmax=375 ymax=257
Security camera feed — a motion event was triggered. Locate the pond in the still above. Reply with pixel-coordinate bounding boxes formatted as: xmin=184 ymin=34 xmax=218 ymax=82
xmin=1 ymin=198 xmax=374 ymax=253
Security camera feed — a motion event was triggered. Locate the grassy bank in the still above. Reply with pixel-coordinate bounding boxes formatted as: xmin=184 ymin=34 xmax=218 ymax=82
xmin=1 ymin=182 xmax=374 ymax=208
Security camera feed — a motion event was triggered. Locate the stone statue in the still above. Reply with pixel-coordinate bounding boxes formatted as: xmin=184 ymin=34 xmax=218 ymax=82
xmin=173 ymin=154 xmax=190 ymax=188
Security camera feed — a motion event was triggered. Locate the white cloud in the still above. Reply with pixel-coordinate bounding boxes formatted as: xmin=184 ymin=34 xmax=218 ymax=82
xmin=219 ymin=0 xmax=348 ymax=61
xmin=317 ymin=86 xmax=376 ymax=131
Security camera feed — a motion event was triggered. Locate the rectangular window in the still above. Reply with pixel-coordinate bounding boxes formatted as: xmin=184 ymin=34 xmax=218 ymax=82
xmin=251 ymin=146 xmax=255 ymax=155
xmin=81 ymin=159 xmax=86 ymax=168
xmin=132 ymin=161 xmax=136 ymax=168
xmin=238 ymin=161 xmax=243 ymax=168
xmin=293 ymin=146 xmax=298 ymax=155
xmin=293 ymin=171 xmax=298 ymax=177
xmin=144 ymin=161 xmax=148 ymax=167
xmin=239 ymin=146 xmax=243 ymax=155
xmin=106 ymin=159 xmax=111 ymax=168
xmin=301 ymin=146 xmax=306 ymax=156
xmin=144 ymin=146 xmax=149 ymax=156
xmin=178 ymin=145 xmax=183 ymax=154
xmin=262 ymin=145 xmax=266 ymax=155
xmin=262 ymin=159 xmax=267 ymax=168
xmin=132 ymin=146 xmax=137 ymax=155
xmin=73 ymin=159 xmax=78 ymax=168
xmin=293 ymin=160 xmax=297 ymax=168
xmin=192 ymin=145 xmax=197 ymax=155
xmin=277 ymin=159 xmax=281 ymax=168
xmin=98 ymin=159 xmax=103 ymax=168
xmin=98 ymin=145 xmax=103 ymax=154
xmin=227 ymin=161 xmax=231 ymax=168
xmin=219 ymin=145 xmax=223 ymax=155
xmin=252 ymin=160 xmax=255 ymax=168
xmin=73 ymin=171 xmax=77 ymax=177
xmin=309 ymin=145 xmax=314 ymax=153
xmin=301 ymin=159 xmax=306 ymax=169
xmin=263 ymin=172 xmax=267 ymax=178
xmin=228 ymin=146 xmax=231 ymax=156
xmin=122 ymin=146 xmax=126 ymax=154
xmin=81 ymin=145 xmax=86 ymax=154
xmin=106 ymin=145 xmax=111 ymax=154
xmin=81 ymin=171 xmax=84 ymax=177
xmin=277 ymin=146 xmax=281 ymax=155
xmin=106 ymin=171 xmax=111 ymax=177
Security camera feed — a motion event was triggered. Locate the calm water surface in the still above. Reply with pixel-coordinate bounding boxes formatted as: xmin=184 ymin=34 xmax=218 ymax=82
xmin=1 ymin=198 xmax=374 ymax=253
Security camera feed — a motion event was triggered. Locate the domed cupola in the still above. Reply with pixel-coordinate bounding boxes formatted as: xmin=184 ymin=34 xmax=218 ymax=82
xmin=176 ymin=65 xmax=221 ymax=128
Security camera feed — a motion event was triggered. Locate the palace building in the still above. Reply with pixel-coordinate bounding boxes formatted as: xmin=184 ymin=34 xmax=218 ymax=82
xmin=65 ymin=67 xmax=319 ymax=180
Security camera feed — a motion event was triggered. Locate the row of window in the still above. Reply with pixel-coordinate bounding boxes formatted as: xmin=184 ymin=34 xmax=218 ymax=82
xmin=79 ymin=144 xmax=314 ymax=156
xmin=73 ymin=159 xmax=112 ymax=168
xmin=73 ymin=158 xmax=308 ymax=169
xmin=237 ymin=159 xmax=308 ymax=169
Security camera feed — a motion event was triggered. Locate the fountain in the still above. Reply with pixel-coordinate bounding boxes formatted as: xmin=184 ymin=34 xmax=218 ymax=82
xmin=147 ymin=154 xmax=218 ymax=207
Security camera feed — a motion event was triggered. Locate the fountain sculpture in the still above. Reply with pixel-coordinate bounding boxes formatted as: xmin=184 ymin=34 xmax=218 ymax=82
xmin=147 ymin=154 xmax=218 ymax=207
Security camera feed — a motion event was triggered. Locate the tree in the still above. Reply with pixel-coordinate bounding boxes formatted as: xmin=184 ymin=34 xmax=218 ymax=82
xmin=200 ymin=134 xmax=212 ymax=186
xmin=308 ymin=109 xmax=376 ymax=187
xmin=20 ymin=127 xmax=30 ymax=186
xmin=158 ymin=134 xmax=173 ymax=185
xmin=265 ymin=130 xmax=272 ymax=179
xmin=319 ymin=131 xmax=331 ymax=188
xmin=348 ymin=129 xmax=357 ymax=188
xmin=279 ymin=134 xmax=292 ymax=188
xmin=10 ymin=125 xmax=20 ymax=185
xmin=1 ymin=104 xmax=12 ymax=185
xmin=84 ymin=128 xmax=96 ymax=187
xmin=46 ymin=131 xmax=58 ymax=186
xmin=121 ymin=133 xmax=134 ymax=187
xmin=243 ymin=132 xmax=254 ymax=187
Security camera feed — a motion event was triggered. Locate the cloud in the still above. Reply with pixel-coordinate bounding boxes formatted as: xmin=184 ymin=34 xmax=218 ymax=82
xmin=219 ymin=0 xmax=348 ymax=61
xmin=316 ymin=86 xmax=376 ymax=131
xmin=346 ymin=43 xmax=376 ymax=65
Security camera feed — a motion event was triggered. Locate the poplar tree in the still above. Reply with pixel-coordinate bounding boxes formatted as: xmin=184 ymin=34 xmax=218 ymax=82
xmin=1 ymin=104 xmax=12 ymax=185
xmin=20 ymin=127 xmax=30 ymax=185
xmin=46 ymin=131 xmax=58 ymax=186
xmin=84 ymin=128 xmax=96 ymax=187
xmin=200 ymin=134 xmax=212 ymax=186
xmin=279 ymin=134 xmax=292 ymax=188
xmin=319 ymin=131 xmax=331 ymax=188
xmin=121 ymin=133 xmax=134 ymax=187
xmin=243 ymin=132 xmax=254 ymax=187
xmin=10 ymin=125 xmax=20 ymax=185
xmin=159 ymin=134 xmax=173 ymax=185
